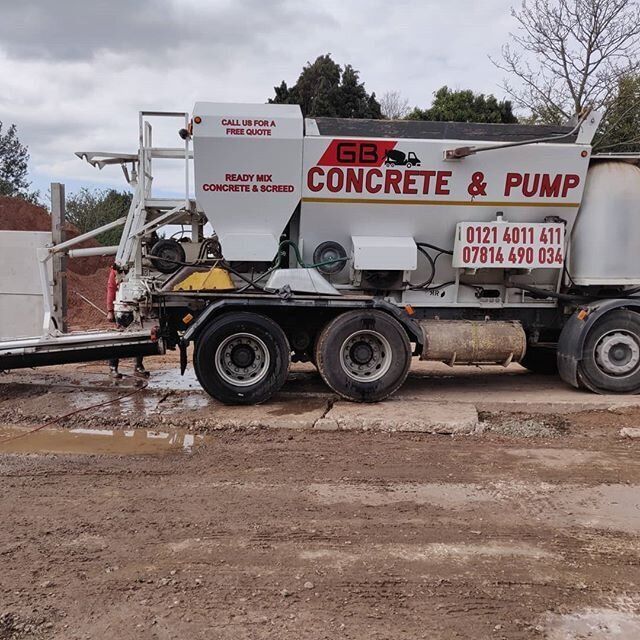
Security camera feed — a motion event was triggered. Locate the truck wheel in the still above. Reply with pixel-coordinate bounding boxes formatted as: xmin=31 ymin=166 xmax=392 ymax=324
xmin=578 ymin=310 xmax=640 ymax=394
xmin=194 ymin=312 xmax=290 ymax=404
xmin=520 ymin=346 xmax=558 ymax=375
xmin=315 ymin=310 xmax=411 ymax=402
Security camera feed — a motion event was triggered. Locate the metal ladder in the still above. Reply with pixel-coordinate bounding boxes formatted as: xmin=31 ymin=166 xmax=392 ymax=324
xmin=116 ymin=111 xmax=196 ymax=274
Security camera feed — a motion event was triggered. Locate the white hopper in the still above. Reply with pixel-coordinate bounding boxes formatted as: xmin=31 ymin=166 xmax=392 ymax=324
xmin=192 ymin=102 xmax=303 ymax=262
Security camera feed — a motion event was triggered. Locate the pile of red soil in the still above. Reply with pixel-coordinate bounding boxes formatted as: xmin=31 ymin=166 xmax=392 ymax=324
xmin=0 ymin=196 xmax=113 ymax=329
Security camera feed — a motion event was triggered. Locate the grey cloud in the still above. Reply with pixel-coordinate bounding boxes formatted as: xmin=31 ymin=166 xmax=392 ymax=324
xmin=0 ymin=0 xmax=515 ymax=194
xmin=0 ymin=0 xmax=335 ymax=62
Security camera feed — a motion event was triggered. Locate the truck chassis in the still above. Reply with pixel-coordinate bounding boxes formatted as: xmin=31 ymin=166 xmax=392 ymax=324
xmin=3 ymin=106 xmax=640 ymax=405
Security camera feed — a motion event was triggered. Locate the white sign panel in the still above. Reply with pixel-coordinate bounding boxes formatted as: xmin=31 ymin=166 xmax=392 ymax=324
xmin=452 ymin=221 xmax=565 ymax=269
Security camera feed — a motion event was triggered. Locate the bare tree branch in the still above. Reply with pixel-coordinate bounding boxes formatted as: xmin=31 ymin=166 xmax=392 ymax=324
xmin=379 ymin=91 xmax=410 ymax=119
xmin=492 ymin=0 xmax=640 ymax=122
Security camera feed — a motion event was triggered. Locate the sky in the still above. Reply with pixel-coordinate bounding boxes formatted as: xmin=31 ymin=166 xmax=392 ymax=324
xmin=0 ymin=0 xmax=518 ymax=198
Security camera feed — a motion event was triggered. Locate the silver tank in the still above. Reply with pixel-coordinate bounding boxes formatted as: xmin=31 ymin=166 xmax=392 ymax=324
xmin=571 ymin=161 xmax=640 ymax=285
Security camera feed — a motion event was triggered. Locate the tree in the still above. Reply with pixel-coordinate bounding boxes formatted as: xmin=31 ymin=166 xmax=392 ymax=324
xmin=380 ymin=90 xmax=410 ymax=119
xmin=595 ymin=73 xmax=640 ymax=151
xmin=407 ymin=86 xmax=518 ymax=123
xmin=0 ymin=121 xmax=31 ymax=198
xmin=65 ymin=188 xmax=132 ymax=246
xmin=495 ymin=0 xmax=640 ymax=123
xmin=269 ymin=54 xmax=383 ymax=119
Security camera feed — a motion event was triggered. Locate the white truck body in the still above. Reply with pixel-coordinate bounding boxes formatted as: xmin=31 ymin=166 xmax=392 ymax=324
xmin=2 ymin=102 xmax=639 ymax=404
xmin=190 ymin=103 xmax=611 ymax=309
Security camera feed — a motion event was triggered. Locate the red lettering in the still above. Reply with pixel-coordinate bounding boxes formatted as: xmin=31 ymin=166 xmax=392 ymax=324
xmin=326 ymin=168 xmax=344 ymax=192
xmin=360 ymin=143 xmax=378 ymax=164
xmin=539 ymin=174 xmax=562 ymax=198
xmin=435 ymin=171 xmax=451 ymax=195
xmin=366 ymin=169 xmax=383 ymax=193
xmin=504 ymin=173 xmax=522 ymax=196
xmin=420 ymin=170 xmax=436 ymax=194
xmin=562 ymin=174 xmax=580 ymax=197
xmin=201 ymin=184 xmax=250 ymax=192
xmin=336 ymin=142 xmax=356 ymax=164
xmin=345 ymin=168 xmax=364 ymax=192
xmin=522 ymin=173 xmax=540 ymax=197
xmin=307 ymin=167 xmax=324 ymax=192
xmin=403 ymin=170 xmax=418 ymax=195
xmin=384 ymin=170 xmax=402 ymax=194
xmin=260 ymin=184 xmax=294 ymax=192
xmin=317 ymin=139 xmax=397 ymax=166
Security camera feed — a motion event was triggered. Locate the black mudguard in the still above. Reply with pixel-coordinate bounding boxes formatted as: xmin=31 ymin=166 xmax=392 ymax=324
xmin=558 ymin=299 xmax=640 ymax=388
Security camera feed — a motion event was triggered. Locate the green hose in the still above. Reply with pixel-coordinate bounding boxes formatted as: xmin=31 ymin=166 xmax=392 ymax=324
xmin=235 ymin=239 xmax=346 ymax=292
xmin=275 ymin=239 xmax=346 ymax=270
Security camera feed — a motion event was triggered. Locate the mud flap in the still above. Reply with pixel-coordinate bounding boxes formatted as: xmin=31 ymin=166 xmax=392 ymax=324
xmin=557 ymin=313 xmax=584 ymax=388
xmin=179 ymin=340 xmax=188 ymax=375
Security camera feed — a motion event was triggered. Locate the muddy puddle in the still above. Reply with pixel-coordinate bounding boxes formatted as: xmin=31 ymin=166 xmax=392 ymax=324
xmin=0 ymin=425 xmax=204 ymax=455
xmin=147 ymin=368 xmax=201 ymax=391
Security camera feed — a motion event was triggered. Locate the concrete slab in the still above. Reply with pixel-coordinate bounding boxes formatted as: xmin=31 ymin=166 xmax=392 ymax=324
xmin=180 ymin=400 xmax=329 ymax=430
xmin=3 ymin=358 xmax=640 ymax=433
xmin=393 ymin=362 xmax=640 ymax=414
xmin=319 ymin=400 xmax=479 ymax=434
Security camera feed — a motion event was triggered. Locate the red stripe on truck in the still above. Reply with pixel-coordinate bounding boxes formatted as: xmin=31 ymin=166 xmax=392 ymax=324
xmin=316 ymin=139 xmax=397 ymax=167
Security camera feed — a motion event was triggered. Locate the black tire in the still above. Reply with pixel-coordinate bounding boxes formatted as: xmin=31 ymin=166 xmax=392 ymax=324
xmin=150 ymin=239 xmax=186 ymax=274
xmin=193 ymin=312 xmax=290 ymax=404
xmin=578 ymin=310 xmax=640 ymax=394
xmin=315 ymin=310 xmax=411 ymax=402
xmin=520 ymin=346 xmax=558 ymax=375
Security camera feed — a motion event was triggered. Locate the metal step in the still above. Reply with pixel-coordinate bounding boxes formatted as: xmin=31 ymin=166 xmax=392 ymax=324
xmin=0 ymin=329 xmax=163 ymax=369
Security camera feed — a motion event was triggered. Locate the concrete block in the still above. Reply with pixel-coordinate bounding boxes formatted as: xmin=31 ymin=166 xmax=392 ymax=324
xmin=323 ymin=400 xmax=478 ymax=434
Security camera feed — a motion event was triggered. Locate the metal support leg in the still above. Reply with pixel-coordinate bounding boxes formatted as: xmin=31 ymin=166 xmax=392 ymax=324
xmin=50 ymin=183 xmax=67 ymax=333
xmin=38 ymin=248 xmax=54 ymax=335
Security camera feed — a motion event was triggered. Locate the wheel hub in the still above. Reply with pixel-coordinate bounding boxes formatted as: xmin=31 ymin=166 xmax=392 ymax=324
xmin=230 ymin=344 xmax=255 ymax=368
xmin=340 ymin=330 xmax=392 ymax=382
xmin=215 ymin=333 xmax=270 ymax=387
xmin=595 ymin=331 xmax=640 ymax=376
xmin=350 ymin=342 xmax=374 ymax=365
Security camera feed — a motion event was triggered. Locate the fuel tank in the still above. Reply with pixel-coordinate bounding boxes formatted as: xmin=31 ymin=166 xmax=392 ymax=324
xmin=570 ymin=161 xmax=640 ymax=285
xmin=419 ymin=320 xmax=527 ymax=366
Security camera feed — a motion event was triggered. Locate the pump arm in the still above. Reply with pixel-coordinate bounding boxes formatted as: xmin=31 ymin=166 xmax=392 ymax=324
xmin=444 ymin=109 xmax=602 ymax=160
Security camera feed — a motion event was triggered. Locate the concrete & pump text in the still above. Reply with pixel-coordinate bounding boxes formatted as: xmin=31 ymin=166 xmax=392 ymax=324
xmin=307 ymin=167 xmax=453 ymax=195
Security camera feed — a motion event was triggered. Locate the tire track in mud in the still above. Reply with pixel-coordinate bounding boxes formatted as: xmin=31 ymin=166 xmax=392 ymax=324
xmin=1 ymin=417 xmax=640 ymax=638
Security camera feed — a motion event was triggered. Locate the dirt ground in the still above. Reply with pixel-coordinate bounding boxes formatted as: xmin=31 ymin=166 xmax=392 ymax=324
xmin=1 ymin=357 xmax=640 ymax=639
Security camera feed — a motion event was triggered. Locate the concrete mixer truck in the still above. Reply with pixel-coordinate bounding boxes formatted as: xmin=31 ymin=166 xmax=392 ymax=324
xmin=2 ymin=102 xmax=640 ymax=405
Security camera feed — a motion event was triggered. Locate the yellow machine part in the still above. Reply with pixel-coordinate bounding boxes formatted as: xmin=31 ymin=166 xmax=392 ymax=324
xmin=172 ymin=267 xmax=235 ymax=292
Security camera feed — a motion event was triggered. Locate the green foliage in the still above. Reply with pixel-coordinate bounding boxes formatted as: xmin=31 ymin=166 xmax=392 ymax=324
xmin=0 ymin=121 xmax=33 ymax=199
xmin=595 ymin=74 xmax=640 ymax=152
xmin=66 ymin=188 xmax=132 ymax=246
xmin=407 ymin=86 xmax=518 ymax=123
xmin=269 ymin=54 xmax=382 ymax=119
